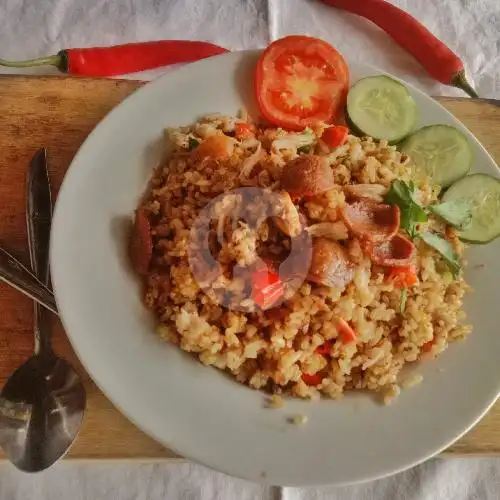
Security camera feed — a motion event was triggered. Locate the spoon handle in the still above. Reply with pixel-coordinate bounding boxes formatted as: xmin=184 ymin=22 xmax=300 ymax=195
xmin=27 ymin=148 xmax=54 ymax=357
xmin=0 ymin=247 xmax=57 ymax=315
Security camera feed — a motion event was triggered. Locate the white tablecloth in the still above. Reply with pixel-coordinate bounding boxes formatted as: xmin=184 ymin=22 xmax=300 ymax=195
xmin=1 ymin=0 xmax=500 ymax=498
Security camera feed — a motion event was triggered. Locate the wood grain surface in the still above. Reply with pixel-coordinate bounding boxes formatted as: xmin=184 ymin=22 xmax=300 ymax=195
xmin=0 ymin=75 xmax=499 ymax=460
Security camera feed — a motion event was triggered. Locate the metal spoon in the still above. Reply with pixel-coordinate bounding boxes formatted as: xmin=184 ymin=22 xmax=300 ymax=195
xmin=0 ymin=149 xmax=85 ymax=472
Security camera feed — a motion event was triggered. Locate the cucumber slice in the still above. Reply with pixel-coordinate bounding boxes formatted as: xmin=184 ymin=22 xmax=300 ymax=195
xmin=441 ymin=174 xmax=500 ymax=243
xmin=346 ymin=76 xmax=417 ymax=143
xmin=400 ymin=125 xmax=472 ymax=188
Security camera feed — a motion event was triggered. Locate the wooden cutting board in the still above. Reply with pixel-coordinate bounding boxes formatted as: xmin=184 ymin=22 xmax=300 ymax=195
xmin=0 ymin=75 xmax=499 ymax=460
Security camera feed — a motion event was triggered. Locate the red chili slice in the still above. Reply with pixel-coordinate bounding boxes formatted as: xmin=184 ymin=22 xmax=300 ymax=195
xmin=316 ymin=342 xmax=332 ymax=356
xmin=129 ymin=208 xmax=153 ymax=276
xmin=336 ymin=318 xmax=357 ymax=344
xmin=321 ymin=125 xmax=349 ymax=149
xmin=341 ymin=198 xmax=400 ymax=243
xmin=366 ymin=234 xmax=415 ymax=267
xmin=302 ymin=373 xmax=323 ymax=386
xmin=251 ymin=267 xmax=284 ymax=309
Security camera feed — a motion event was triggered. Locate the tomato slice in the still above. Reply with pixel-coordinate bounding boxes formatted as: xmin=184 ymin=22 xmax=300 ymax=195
xmin=255 ymin=36 xmax=349 ymax=131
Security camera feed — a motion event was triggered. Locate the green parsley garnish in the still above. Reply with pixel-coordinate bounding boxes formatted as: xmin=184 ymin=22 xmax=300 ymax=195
xmin=420 ymin=231 xmax=462 ymax=278
xmin=384 ymin=180 xmax=428 ymax=239
xmin=297 ymin=145 xmax=312 ymax=154
xmin=188 ymin=137 xmax=200 ymax=151
xmin=429 ymin=199 xmax=472 ymax=230
xmin=400 ymin=288 xmax=408 ymax=313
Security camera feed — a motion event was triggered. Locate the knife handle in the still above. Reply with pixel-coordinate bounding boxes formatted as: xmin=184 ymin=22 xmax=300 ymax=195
xmin=0 ymin=247 xmax=57 ymax=315
xmin=26 ymin=149 xmax=54 ymax=357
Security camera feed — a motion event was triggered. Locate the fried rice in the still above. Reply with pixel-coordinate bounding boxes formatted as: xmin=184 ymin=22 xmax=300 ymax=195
xmin=131 ymin=113 xmax=471 ymax=402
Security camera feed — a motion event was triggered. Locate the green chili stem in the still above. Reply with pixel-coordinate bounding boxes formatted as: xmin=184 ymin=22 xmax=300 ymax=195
xmin=452 ymin=70 xmax=479 ymax=99
xmin=0 ymin=54 xmax=62 ymax=70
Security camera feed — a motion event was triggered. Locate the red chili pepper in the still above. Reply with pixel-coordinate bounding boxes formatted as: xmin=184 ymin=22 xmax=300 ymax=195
xmin=336 ymin=318 xmax=357 ymax=344
xmin=302 ymin=373 xmax=323 ymax=386
xmin=321 ymin=125 xmax=349 ymax=149
xmin=0 ymin=40 xmax=229 ymax=77
xmin=319 ymin=0 xmax=478 ymax=97
xmin=316 ymin=342 xmax=332 ymax=357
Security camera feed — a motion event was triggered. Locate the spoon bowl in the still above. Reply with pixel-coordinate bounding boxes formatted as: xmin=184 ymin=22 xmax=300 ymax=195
xmin=0 ymin=355 xmax=85 ymax=472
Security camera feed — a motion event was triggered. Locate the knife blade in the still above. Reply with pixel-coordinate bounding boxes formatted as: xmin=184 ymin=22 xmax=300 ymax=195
xmin=26 ymin=148 xmax=53 ymax=356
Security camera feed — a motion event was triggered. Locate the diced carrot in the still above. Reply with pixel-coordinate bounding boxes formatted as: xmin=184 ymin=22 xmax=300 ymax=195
xmin=386 ymin=264 xmax=418 ymax=288
xmin=422 ymin=340 xmax=434 ymax=352
xmin=191 ymin=135 xmax=235 ymax=160
xmin=235 ymin=122 xmax=255 ymax=140
xmin=336 ymin=318 xmax=357 ymax=344
xmin=321 ymin=125 xmax=349 ymax=149
xmin=302 ymin=373 xmax=323 ymax=386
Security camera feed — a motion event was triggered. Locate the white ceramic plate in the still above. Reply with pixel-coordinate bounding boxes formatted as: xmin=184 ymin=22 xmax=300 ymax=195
xmin=50 ymin=50 xmax=500 ymax=486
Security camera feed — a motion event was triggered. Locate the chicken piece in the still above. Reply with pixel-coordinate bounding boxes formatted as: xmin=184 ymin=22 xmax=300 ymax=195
xmin=280 ymin=155 xmax=335 ymax=199
xmin=273 ymin=192 xmax=303 ymax=237
xmin=344 ymin=183 xmax=388 ymax=203
xmin=341 ymin=198 xmax=400 ymax=243
xmin=307 ymin=238 xmax=354 ymax=289
xmin=307 ymin=221 xmax=349 ymax=240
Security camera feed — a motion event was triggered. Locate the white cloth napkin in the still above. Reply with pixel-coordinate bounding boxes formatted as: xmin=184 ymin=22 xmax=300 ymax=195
xmin=1 ymin=0 xmax=500 ymax=498
xmin=1 ymin=458 xmax=500 ymax=499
